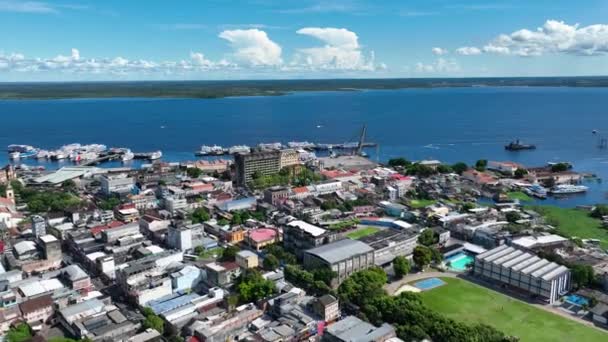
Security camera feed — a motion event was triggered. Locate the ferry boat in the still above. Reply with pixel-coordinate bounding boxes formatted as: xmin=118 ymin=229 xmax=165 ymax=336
xmin=51 ymin=151 xmax=67 ymax=160
xmin=36 ymin=150 xmax=50 ymax=159
xmin=196 ymin=145 xmax=225 ymax=156
xmin=258 ymin=142 xmax=283 ymax=150
xmin=121 ymin=149 xmax=135 ymax=161
xmin=287 ymin=141 xmax=315 ymax=149
xmin=149 ymin=151 xmax=162 ymax=160
xmin=7 ymin=144 xmax=38 ymax=159
xmin=525 ymin=184 xmax=548 ymax=199
xmin=550 ymin=184 xmax=588 ymax=194
xmin=505 ymin=139 xmax=536 ymax=151
xmin=228 ymin=145 xmax=250 ymax=154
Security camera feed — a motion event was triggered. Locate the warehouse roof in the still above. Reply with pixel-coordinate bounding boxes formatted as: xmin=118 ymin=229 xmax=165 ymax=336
xmin=287 ymin=220 xmax=326 ymax=237
xmin=305 ymin=239 xmax=373 ymax=264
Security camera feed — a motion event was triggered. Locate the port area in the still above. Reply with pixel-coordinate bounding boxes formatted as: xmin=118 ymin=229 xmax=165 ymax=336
xmin=318 ymin=155 xmax=378 ymax=171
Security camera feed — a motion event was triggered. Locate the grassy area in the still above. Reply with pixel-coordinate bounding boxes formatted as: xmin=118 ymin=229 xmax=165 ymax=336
xmin=419 ymin=277 xmax=606 ymax=342
xmin=409 ymin=199 xmax=437 ymax=209
xmin=528 ymin=205 xmax=608 ymax=248
xmin=507 ymin=191 xmax=533 ymax=201
xmin=346 ymin=227 xmax=380 ymax=239
xmin=198 ymin=247 xmax=224 ymax=259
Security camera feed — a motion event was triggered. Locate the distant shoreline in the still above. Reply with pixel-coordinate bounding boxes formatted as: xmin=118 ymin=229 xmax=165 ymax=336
xmin=1 ymin=77 xmax=608 ymax=100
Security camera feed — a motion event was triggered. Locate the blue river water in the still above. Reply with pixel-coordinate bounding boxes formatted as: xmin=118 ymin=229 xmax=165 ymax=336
xmin=1 ymin=87 xmax=607 ymax=207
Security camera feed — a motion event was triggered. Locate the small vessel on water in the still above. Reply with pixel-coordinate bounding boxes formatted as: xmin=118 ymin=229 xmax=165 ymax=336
xmin=121 ymin=149 xmax=134 ymax=162
xmin=505 ymin=139 xmax=536 ymax=151
xmin=525 ymin=184 xmax=548 ymax=199
xmin=149 ymin=151 xmax=162 ymax=160
xmin=258 ymin=142 xmax=283 ymax=150
xmin=196 ymin=145 xmax=225 ymax=156
xmin=550 ymin=184 xmax=588 ymax=194
xmin=287 ymin=141 xmax=315 ymax=149
xmin=228 ymin=145 xmax=250 ymax=154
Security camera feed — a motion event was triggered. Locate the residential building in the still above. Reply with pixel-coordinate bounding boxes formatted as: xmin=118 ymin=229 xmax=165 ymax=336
xmin=247 ymin=228 xmax=279 ymax=251
xmin=311 ymin=294 xmax=340 ymax=323
xmin=283 ymin=220 xmax=336 ymax=257
xmin=279 ymin=149 xmax=299 ymax=169
xmin=19 ymin=295 xmax=53 ymax=324
xmin=264 ymin=186 xmax=290 ymax=205
xmin=236 ymin=250 xmax=259 ymax=269
xmin=204 ymin=262 xmax=241 ymax=287
xmin=473 ymin=245 xmax=571 ymax=304
xmin=323 ymin=316 xmax=396 ymax=342
xmin=234 ymin=150 xmax=281 ymax=186
xmin=40 ymin=234 xmax=62 ymax=261
xmin=114 ymin=204 xmax=140 ymax=223
xmin=303 ymin=239 xmax=375 ymax=286
xmin=32 ymin=215 xmax=47 ymax=238
xmin=171 ymin=265 xmax=203 ymax=292
xmin=359 ymin=229 xmax=419 ymax=267
xmin=167 ymin=225 xmax=193 ymax=251
xmin=488 ymin=161 xmax=523 ymax=175
xmin=100 ymin=174 xmax=134 ymax=195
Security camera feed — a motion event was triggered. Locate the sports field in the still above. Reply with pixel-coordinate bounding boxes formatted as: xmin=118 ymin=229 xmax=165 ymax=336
xmin=419 ymin=277 xmax=607 ymax=342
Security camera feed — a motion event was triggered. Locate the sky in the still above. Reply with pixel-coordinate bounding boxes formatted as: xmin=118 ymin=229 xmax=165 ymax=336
xmin=0 ymin=0 xmax=607 ymax=81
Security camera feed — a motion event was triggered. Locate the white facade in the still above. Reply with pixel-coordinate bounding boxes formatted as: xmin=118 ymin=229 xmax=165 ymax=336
xmin=167 ymin=227 xmax=193 ymax=251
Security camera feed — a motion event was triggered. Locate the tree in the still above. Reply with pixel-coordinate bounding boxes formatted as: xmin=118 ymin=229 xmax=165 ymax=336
xmin=141 ymin=308 xmax=165 ymax=334
xmin=475 ymin=159 xmax=487 ymax=171
xmin=6 ymin=323 xmax=32 ymax=342
xmin=551 ymin=163 xmax=570 ymax=172
xmin=461 ymin=202 xmax=476 ymax=212
xmin=191 ymin=207 xmax=210 ymax=223
xmin=514 ymin=168 xmax=528 ymax=179
xmin=436 ymin=164 xmax=453 ymax=174
xmin=263 ymin=254 xmax=279 ymax=271
xmin=99 ymin=196 xmax=120 ymax=210
xmin=62 ymin=179 xmax=77 ymax=191
xmin=236 ymin=270 xmax=277 ymax=303
xmin=393 ymin=256 xmax=411 ymax=279
xmin=505 ymin=211 xmax=521 ymax=223
xmin=451 ymin=162 xmax=468 ymax=175
xmin=311 ymin=266 xmax=338 ymax=286
xmin=418 ymin=229 xmax=437 ymax=246
xmin=186 ymin=167 xmax=203 ymax=178
xmin=430 ymin=247 xmax=443 ymax=264
xmin=338 ymin=267 xmax=388 ymax=307
xmin=571 ymin=264 xmax=595 ymax=289
xmin=388 ymin=158 xmax=411 ymax=168
xmin=221 ymin=245 xmax=239 ymax=261
xmin=413 ymin=246 xmax=433 ymax=269
xmin=590 ymin=204 xmax=608 ymax=219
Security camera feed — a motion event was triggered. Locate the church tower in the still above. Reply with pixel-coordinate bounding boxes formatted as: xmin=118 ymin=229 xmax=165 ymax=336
xmin=5 ymin=182 xmax=14 ymax=204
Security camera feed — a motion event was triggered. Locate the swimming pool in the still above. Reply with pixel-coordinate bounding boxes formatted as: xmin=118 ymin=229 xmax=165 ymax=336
xmin=413 ymin=277 xmax=446 ymax=291
xmin=565 ymin=294 xmax=589 ymax=306
xmin=445 ymin=252 xmax=474 ymax=271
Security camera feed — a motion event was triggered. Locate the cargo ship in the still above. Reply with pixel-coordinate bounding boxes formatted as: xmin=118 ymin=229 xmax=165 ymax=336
xmin=505 ymin=139 xmax=536 ymax=151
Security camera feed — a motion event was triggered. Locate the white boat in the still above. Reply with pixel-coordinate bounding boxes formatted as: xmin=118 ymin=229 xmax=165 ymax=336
xmin=228 ymin=145 xmax=250 ymax=154
xmin=36 ymin=150 xmax=50 ymax=159
xmin=149 ymin=151 xmax=162 ymax=160
xmin=550 ymin=184 xmax=588 ymax=194
xmin=258 ymin=142 xmax=283 ymax=150
xmin=52 ymin=152 xmax=67 ymax=160
xmin=121 ymin=149 xmax=134 ymax=161
xmin=7 ymin=144 xmax=36 ymax=153
xmin=196 ymin=145 xmax=225 ymax=156
xmin=287 ymin=141 xmax=315 ymax=149
xmin=9 ymin=151 xmax=20 ymax=160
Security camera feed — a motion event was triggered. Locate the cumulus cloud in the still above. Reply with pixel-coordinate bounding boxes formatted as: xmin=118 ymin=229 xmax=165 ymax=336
xmin=432 ymin=47 xmax=448 ymax=55
xmin=415 ymin=58 xmax=461 ymax=73
xmin=0 ymin=1 xmax=57 ymax=13
xmin=456 ymin=46 xmax=482 ymax=55
xmin=294 ymin=27 xmax=377 ymax=70
xmin=458 ymin=20 xmax=608 ymax=57
xmin=218 ymin=29 xmax=282 ymax=66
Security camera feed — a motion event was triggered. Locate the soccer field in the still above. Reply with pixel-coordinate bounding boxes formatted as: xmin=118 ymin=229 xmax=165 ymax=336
xmin=419 ymin=277 xmax=607 ymax=342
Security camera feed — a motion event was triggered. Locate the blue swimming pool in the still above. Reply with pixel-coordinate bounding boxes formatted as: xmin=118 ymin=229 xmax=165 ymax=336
xmin=565 ymin=294 xmax=589 ymax=306
xmin=445 ymin=252 xmax=475 ymax=271
xmin=413 ymin=278 xmax=446 ymax=291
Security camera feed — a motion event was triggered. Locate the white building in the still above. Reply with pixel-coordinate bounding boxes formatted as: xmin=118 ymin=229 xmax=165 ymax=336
xmin=100 ymin=174 xmax=134 ymax=195
xmin=167 ymin=226 xmax=193 ymax=251
xmin=473 ymin=245 xmax=570 ymax=304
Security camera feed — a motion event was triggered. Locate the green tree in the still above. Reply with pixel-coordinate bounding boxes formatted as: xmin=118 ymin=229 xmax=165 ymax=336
xmin=505 ymin=211 xmax=521 ymax=223
xmin=186 ymin=167 xmax=203 ymax=178
xmin=393 ymin=256 xmax=411 ymax=279
xmin=418 ymin=229 xmax=437 ymax=246
xmin=388 ymin=158 xmax=411 ymax=168
xmin=221 ymin=245 xmax=239 ymax=261
xmin=338 ymin=267 xmax=387 ymax=307
xmin=571 ymin=264 xmax=595 ymax=289
xmin=143 ymin=315 xmax=164 ymax=334
xmin=436 ymin=164 xmax=453 ymax=174
xmin=475 ymin=159 xmax=488 ymax=171
xmin=551 ymin=163 xmax=570 ymax=172
xmin=6 ymin=323 xmax=32 ymax=342
xmin=590 ymin=204 xmax=608 ymax=219
xmin=99 ymin=196 xmax=121 ymax=210
xmin=451 ymin=162 xmax=468 ymax=175
xmin=514 ymin=168 xmax=528 ymax=179
xmin=311 ymin=266 xmax=338 ymax=286
xmin=263 ymin=254 xmax=279 ymax=271
xmin=191 ymin=207 xmax=210 ymax=223
xmin=236 ymin=270 xmax=276 ymax=303
xmin=413 ymin=246 xmax=433 ymax=269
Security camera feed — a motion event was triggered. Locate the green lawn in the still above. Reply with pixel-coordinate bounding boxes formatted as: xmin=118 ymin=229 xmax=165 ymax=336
xmin=409 ymin=199 xmax=437 ymax=209
xmin=198 ymin=247 xmax=224 ymax=259
xmin=507 ymin=191 xmax=533 ymax=201
xmin=419 ymin=277 xmax=606 ymax=342
xmin=528 ymin=205 xmax=608 ymax=248
xmin=346 ymin=227 xmax=380 ymax=239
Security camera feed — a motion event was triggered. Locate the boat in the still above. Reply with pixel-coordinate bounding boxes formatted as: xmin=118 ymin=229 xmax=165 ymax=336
xmin=36 ymin=150 xmax=50 ymax=159
xmin=52 ymin=151 xmax=67 ymax=160
xmin=228 ymin=145 xmax=250 ymax=154
xmin=196 ymin=145 xmax=225 ymax=156
xmin=149 ymin=151 xmax=162 ymax=160
xmin=505 ymin=139 xmax=536 ymax=151
xmin=550 ymin=184 xmax=588 ymax=194
xmin=525 ymin=184 xmax=547 ymax=199
xmin=287 ymin=141 xmax=315 ymax=149
xmin=7 ymin=144 xmax=36 ymax=153
xmin=121 ymin=149 xmax=134 ymax=162
xmin=9 ymin=151 xmax=21 ymax=160
xmin=258 ymin=142 xmax=283 ymax=150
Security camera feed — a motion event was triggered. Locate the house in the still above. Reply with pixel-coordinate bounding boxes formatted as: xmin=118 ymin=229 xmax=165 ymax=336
xmin=236 ymin=250 xmax=259 ymax=269
xmin=19 ymin=294 xmax=54 ymax=324
xmin=462 ymin=170 xmax=499 ymax=186
xmin=323 ymin=316 xmax=396 ymax=342
xmin=247 ymin=228 xmax=279 ymax=251
xmin=283 ymin=220 xmax=336 ymax=257
xmin=204 ymin=262 xmax=241 ymax=287
xmin=488 ymin=161 xmax=524 ymax=175
xmin=311 ymin=294 xmax=340 ymax=323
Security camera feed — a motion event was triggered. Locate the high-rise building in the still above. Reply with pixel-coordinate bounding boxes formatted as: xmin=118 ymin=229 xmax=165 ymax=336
xmin=167 ymin=225 xmax=193 ymax=251
xmin=31 ymin=215 xmax=46 ymax=238
xmin=234 ymin=150 xmax=281 ymax=186
xmin=279 ymin=149 xmax=299 ymax=169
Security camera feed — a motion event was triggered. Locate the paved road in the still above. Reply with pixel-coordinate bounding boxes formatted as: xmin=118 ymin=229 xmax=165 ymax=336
xmin=384 ymin=271 xmax=608 ymax=335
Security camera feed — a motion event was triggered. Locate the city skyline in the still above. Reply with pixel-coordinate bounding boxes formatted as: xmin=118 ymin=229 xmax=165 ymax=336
xmin=0 ymin=0 xmax=607 ymax=81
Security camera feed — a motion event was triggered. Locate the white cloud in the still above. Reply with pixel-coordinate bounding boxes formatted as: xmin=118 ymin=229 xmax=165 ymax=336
xmin=460 ymin=20 xmax=608 ymax=57
xmin=456 ymin=46 xmax=482 ymax=55
xmin=432 ymin=47 xmax=448 ymax=55
xmin=415 ymin=58 xmax=461 ymax=73
xmin=218 ymin=29 xmax=282 ymax=66
xmin=0 ymin=1 xmax=56 ymax=13
xmin=294 ymin=27 xmax=377 ymax=70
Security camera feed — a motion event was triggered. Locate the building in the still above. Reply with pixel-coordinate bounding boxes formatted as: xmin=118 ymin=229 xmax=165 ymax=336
xmin=171 ymin=265 xmax=203 ymax=292
xmin=311 ymin=294 xmax=339 ymax=323
xmin=264 ymin=186 xmax=290 ymax=205
xmin=488 ymin=161 xmax=523 ymax=175
xmin=234 ymin=150 xmax=281 ymax=186
xmin=100 ymin=173 xmax=134 ymax=195
xmin=283 ymin=220 xmax=335 ymax=256
xmin=114 ymin=205 xmax=140 ymax=223
xmin=167 ymin=225 xmax=193 ymax=251
xmin=359 ymin=229 xmax=419 ymax=267
xmin=473 ymin=245 xmax=571 ymax=304
xmin=19 ymin=294 xmax=53 ymax=324
xmin=303 ymin=239 xmax=375 ymax=286
xmin=216 ymin=197 xmax=257 ymax=212
xmin=40 ymin=234 xmax=62 ymax=260
xmin=32 ymin=215 xmax=47 ymax=238
xmin=164 ymin=196 xmax=188 ymax=214
xmin=61 ymin=265 xmax=92 ymax=293
xmin=204 ymin=262 xmax=241 ymax=287
xmin=247 ymin=228 xmax=279 ymax=251
xmin=323 ymin=316 xmax=396 ymax=342
xmin=279 ymin=149 xmax=299 ymax=169
xmin=236 ymin=250 xmax=259 ymax=269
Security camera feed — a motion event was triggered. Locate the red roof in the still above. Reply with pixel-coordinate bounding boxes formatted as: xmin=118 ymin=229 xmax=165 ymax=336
xmin=390 ymin=174 xmax=411 ymax=181
xmin=292 ymin=186 xmax=309 ymax=194
xmin=0 ymin=197 xmax=14 ymax=207
xmin=90 ymin=220 xmax=124 ymax=235
xmin=248 ymin=228 xmax=277 ymax=243
xmin=321 ymin=170 xmax=355 ymax=179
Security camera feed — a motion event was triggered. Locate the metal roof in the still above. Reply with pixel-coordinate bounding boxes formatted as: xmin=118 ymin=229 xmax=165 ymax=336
xmin=287 ymin=220 xmax=326 ymax=237
xmin=305 ymin=239 xmax=373 ymax=264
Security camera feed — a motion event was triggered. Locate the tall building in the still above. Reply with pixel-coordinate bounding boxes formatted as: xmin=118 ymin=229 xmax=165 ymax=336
xmin=167 ymin=225 xmax=193 ymax=251
xmin=32 ymin=215 xmax=46 ymax=238
xmin=100 ymin=174 xmax=134 ymax=196
xmin=234 ymin=150 xmax=281 ymax=186
xmin=279 ymin=149 xmax=299 ymax=169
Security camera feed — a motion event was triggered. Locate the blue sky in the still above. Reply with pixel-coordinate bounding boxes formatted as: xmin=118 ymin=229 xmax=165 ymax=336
xmin=0 ymin=0 xmax=607 ymax=81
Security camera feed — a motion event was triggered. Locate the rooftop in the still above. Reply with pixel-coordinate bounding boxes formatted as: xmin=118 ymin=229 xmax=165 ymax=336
xmin=287 ymin=220 xmax=326 ymax=237
xmin=305 ymin=239 xmax=373 ymax=264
